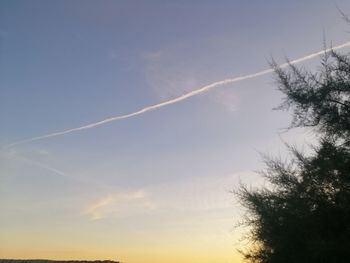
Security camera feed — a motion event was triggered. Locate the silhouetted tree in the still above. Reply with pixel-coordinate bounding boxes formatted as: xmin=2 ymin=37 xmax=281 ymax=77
xmin=238 ymin=49 xmax=350 ymax=263
xmin=273 ymin=51 xmax=350 ymax=141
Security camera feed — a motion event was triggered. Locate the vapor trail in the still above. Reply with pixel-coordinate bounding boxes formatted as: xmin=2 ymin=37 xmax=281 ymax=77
xmin=5 ymin=41 xmax=350 ymax=148
xmin=17 ymin=156 xmax=69 ymax=177
xmin=1 ymin=150 xmax=68 ymax=177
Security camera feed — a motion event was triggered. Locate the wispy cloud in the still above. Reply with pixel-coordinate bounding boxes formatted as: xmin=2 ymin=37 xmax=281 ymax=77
xmin=83 ymin=194 xmax=114 ymax=220
xmin=4 ymin=41 xmax=350 ymax=148
xmin=143 ymin=47 xmax=201 ymax=101
xmin=82 ymin=190 xmax=155 ymax=220
xmin=212 ymin=89 xmax=240 ymax=112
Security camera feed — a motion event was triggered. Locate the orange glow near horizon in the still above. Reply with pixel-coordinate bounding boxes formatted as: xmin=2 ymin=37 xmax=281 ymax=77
xmin=1 ymin=244 xmax=244 ymax=263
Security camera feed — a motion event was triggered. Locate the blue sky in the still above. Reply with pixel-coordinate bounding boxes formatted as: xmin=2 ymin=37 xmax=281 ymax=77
xmin=1 ymin=1 xmax=350 ymax=262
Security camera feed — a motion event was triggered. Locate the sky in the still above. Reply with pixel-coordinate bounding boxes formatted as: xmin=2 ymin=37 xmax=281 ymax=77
xmin=1 ymin=1 xmax=350 ymax=263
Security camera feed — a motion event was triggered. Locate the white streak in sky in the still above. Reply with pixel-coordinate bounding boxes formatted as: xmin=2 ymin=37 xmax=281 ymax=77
xmin=1 ymin=150 xmax=68 ymax=177
xmin=5 ymin=41 xmax=350 ymax=148
xmin=20 ymin=156 xmax=68 ymax=177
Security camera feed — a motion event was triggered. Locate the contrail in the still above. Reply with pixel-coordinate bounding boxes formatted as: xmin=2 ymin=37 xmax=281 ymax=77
xmin=17 ymin=156 xmax=69 ymax=177
xmin=1 ymin=150 xmax=68 ymax=177
xmin=4 ymin=41 xmax=350 ymax=148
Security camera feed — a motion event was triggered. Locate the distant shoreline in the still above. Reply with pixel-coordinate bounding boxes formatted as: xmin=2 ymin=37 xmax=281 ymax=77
xmin=0 ymin=260 xmax=120 ymax=263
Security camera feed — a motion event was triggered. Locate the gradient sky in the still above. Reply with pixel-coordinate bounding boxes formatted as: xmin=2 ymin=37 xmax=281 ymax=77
xmin=1 ymin=1 xmax=350 ymax=263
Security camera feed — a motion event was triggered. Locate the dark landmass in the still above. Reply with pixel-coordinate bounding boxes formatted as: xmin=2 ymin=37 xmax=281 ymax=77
xmin=0 ymin=260 xmax=119 ymax=263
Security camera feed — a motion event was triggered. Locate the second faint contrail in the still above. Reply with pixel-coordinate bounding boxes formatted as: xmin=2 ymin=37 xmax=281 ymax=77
xmin=1 ymin=150 xmax=68 ymax=177
xmin=5 ymin=41 xmax=350 ymax=148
